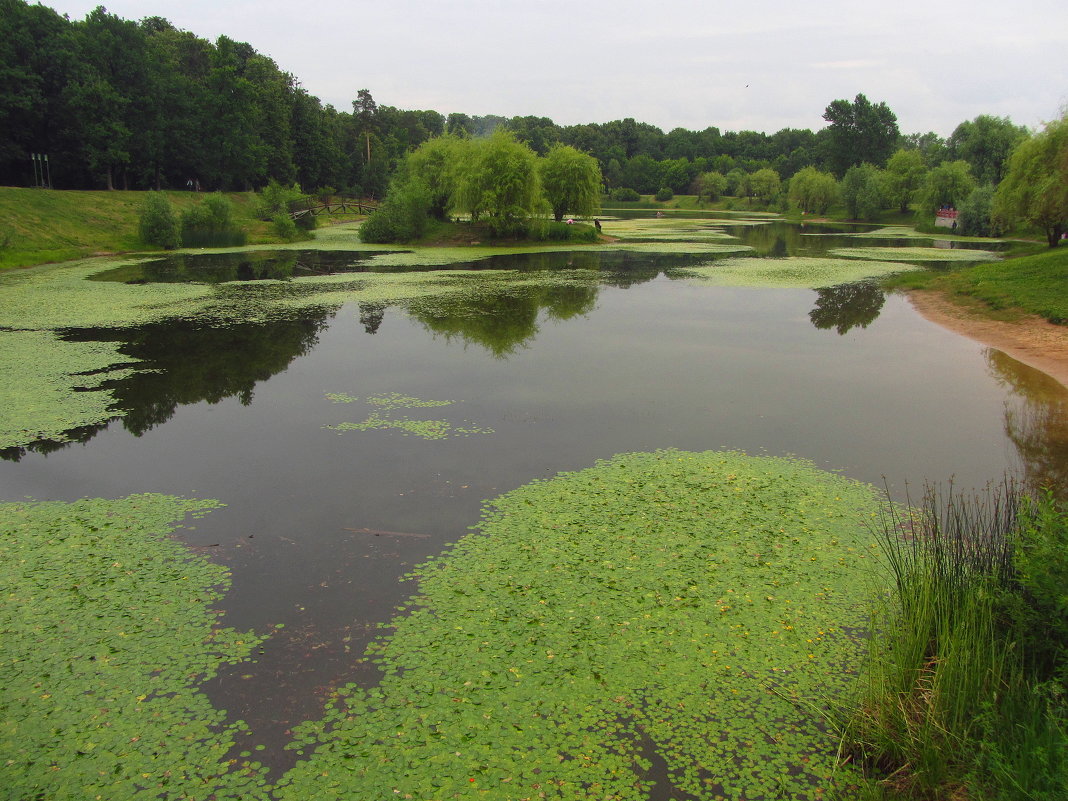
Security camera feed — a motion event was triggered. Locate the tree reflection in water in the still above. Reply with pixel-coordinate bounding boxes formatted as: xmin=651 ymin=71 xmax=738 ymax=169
xmin=987 ymin=349 xmax=1068 ymax=498
xmin=809 ymin=281 xmax=886 ymax=335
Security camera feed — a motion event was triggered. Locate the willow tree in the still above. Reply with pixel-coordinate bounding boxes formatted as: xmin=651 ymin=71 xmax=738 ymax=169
xmin=995 ymin=114 xmax=1068 ymax=247
xmin=538 ymin=144 xmax=602 ymax=222
xmin=454 ymin=129 xmax=543 ymax=236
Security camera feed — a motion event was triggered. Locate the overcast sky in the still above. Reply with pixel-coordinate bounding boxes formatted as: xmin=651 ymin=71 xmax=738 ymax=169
xmin=42 ymin=0 xmax=1068 ymax=138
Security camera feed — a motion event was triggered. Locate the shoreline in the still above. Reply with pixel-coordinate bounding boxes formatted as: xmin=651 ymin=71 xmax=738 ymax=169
xmin=905 ymin=289 xmax=1068 ymax=390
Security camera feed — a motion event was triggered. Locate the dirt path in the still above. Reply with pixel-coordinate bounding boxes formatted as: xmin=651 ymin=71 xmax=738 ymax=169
xmin=906 ymin=289 xmax=1068 ymax=390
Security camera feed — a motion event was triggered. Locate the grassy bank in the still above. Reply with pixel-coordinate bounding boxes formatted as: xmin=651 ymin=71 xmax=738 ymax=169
xmin=0 ymin=187 xmax=272 ymax=270
xmin=884 ymin=245 xmax=1068 ymax=325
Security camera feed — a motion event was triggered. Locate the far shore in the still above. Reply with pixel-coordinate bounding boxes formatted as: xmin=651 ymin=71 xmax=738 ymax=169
xmin=907 ymin=289 xmax=1068 ymax=391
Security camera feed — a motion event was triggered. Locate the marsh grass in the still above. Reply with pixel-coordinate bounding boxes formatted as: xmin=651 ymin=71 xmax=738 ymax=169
xmin=846 ymin=482 xmax=1068 ymax=799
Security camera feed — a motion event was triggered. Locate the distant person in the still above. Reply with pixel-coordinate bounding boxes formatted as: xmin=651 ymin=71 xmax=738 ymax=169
xmin=594 ymin=219 xmax=602 ymax=232
xmin=186 ymin=178 xmax=193 ymax=190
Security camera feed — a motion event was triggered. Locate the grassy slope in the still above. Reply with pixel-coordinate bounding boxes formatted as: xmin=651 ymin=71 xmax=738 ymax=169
xmin=0 ymin=187 xmax=270 ymax=269
xmin=884 ymin=244 xmax=1068 ymax=324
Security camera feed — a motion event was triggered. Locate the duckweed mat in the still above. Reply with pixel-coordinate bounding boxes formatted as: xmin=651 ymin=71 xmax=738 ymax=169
xmin=274 ymin=449 xmax=886 ymax=800
xmin=0 ymin=494 xmax=270 ymax=801
xmin=668 ymin=256 xmax=910 ymax=289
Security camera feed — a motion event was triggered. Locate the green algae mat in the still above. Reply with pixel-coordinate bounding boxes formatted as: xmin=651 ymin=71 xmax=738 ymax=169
xmin=1 ymin=451 xmax=886 ymax=800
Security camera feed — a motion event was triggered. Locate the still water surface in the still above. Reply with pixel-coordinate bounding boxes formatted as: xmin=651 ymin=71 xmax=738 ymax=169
xmin=2 ymin=225 xmax=1065 ymax=770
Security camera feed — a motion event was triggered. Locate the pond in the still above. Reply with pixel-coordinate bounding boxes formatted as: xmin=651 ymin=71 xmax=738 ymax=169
xmin=2 ymin=217 xmax=1066 ymax=798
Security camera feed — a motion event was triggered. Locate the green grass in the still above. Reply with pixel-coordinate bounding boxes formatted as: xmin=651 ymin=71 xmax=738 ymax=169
xmin=843 ymin=484 xmax=1068 ymax=799
xmin=0 ymin=188 xmax=275 ymax=270
xmin=883 ymin=245 xmax=1068 ymax=323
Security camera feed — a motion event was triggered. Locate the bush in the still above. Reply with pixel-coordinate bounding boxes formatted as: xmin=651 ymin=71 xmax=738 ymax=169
xmin=655 ymin=187 xmax=674 ymax=202
xmin=528 ymin=220 xmax=598 ymax=242
xmin=271 ymin=213 xmax=311 ymax=243
xmin=611 ymin=187 xmax=641 ymax=202
xmin=255 ymin=179 xmax=305 ymax=221
xmin=180 ymin=193 xmax=246 ymax=248
xmin=358 ymin=176 xmax=431 ymax=244
xmin=138 ymin=192 xmax=180 ymax=249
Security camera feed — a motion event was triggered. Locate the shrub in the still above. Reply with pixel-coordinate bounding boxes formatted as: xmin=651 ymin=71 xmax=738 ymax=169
xmin=255 ymin=179 xmax=305 ymax=221
xmin=358 ymin=176 xmax=431 ymax=244
xmin=138 ymin=192 xmax=180 ymax=249
xmin=528 ymin=220 xmax=598 ymax=242
xmin=655 ymin=187 xmax=674 ymax=201
xmin=271 ymin=213 xmax=309 ymax=243
xmin=180 ymin=193 xmax=246 ymax=248
xmin=611 ymin=187 xmax=640 ymax=202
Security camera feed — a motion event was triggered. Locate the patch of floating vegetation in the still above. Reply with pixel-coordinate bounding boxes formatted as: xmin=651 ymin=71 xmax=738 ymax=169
xmin=324 ymin=392 xmax=493 ymax=440
xmin=0 ymin=494 xmax=272 ymax=801
xmin=668 ymin=256 xmax=911 ymax=289
xmin=831 ymin=246 xmax=1000 ymax=263
xmin=0 ymin=330 xmax=145 ymax=449
xmin=273 ymin=450 xmax=885 ymax=801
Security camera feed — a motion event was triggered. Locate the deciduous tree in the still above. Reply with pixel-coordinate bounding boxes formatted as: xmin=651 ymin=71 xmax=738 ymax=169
xmin=882 ymin=148 xmax=927 ymax=213
xmin=822 ymin=93 xmax=900 ymax=176
xmin=538 ymin=144 xmax=601 ymax=222
xmin=995 ymin=114 xmax=1068 ymax=247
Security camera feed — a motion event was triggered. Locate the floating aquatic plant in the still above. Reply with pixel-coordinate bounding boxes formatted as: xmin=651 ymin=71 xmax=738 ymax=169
xmin=0 ymin=494 xmax=270 ymax=801
xmin=0 ymin=330 xmax=143 ymax=449
xmin=668 ymin=256 xmax=910 ymax=289
xmin=325 ymin=392 xmax=493 ymax=440
xmin=831 ymin=246 xmax=999 ymax=263
xmin=274 ymin=450 xmax=885 ymax=800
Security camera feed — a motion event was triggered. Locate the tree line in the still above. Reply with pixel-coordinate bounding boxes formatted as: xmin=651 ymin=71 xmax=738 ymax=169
xmin=2 ymin=1 xmax=1062 ymax=243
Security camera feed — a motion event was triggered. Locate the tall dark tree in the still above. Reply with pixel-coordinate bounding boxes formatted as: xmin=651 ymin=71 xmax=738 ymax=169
xmin=822 ymin=93 xmax=900 ymax=176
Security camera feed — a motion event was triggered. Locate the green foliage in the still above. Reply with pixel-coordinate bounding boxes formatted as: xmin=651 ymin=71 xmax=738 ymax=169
xmin=957 ymin=184 xmax=1000 ymax=237
xmin=539 ymin=143 xmax=602 ymax=222
xmin=918 ymin=160 xmax=976 ymax=216
xmin=882 ymin=148 xmax=927 ymax=213
xmin=274 ymin=450 xmax=885 ymax=800
xmin=270 ymin=211 xmax=309 ymax=243
xmin=255 ymin=178 xmax=305 ymax=221
xmin=0 ymin=494 xmax=270 ymax=801
xmin=822 ymin=93 xmax=901 ymax=176
xmin=840 ymin=164 xmax=885 ymax=220
xmin=137 ymin=191 xmax=180 ymax=249
xmin=948 ymin=114 xmax=1029 ymax=185
xmin=749 ymin=168 xmax=781 ymax=205
xmin=788 ymin=166 xmax=838 ymax=214
xmin=180 ymin=192 xmax=246 ymax=247
xmin=994 ymin=112 xmax=1068 ymax=247
xmin=654 ymin=186 xmax=674 ymax=201
xmin=694 ymin=170 xmax=728 ymax=202
xmin=527 ymin=220 xmax=599 ymax=242
xmin=406 ymin=134 xmax=470 ymax=220
xmin=845 ymin=484 xmax=1068 ymax=799
xmin=453 ymin=129 xmax=544 ymax=236
xmin=357 ymin=174 xmax=432 ymax=243
xmin=610 ymin=187 xmax=641 ymax=202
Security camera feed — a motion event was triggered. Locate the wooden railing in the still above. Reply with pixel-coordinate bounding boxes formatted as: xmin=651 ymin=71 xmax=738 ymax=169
xmin=287 ymin=195 xmax=378 ymax=219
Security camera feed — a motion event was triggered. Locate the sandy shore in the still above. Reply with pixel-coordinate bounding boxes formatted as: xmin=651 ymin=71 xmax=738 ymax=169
xmin=906 ymin=290 xmax=1068 ymax=390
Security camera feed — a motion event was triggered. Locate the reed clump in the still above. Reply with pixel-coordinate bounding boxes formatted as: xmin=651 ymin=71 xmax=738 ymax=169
xmin=845 ymin=482 xmax=1067 ymax=799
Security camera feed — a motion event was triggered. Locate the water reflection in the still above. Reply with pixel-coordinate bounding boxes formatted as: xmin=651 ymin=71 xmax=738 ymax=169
xmin=809 ymin=282 xmax=886 ymax=335
xmin=986 ymin=349 xmax=1068 ymax=497
xmin=91 ymin=250 xmax=393 ymax=283
xmin=0 ymin=312 xmax=331 ymax=461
